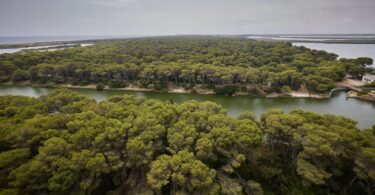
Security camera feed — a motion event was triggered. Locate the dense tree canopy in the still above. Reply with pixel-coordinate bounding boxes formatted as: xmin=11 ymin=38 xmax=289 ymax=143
xmin=0 ymin=90 xmax=373 ymax=194
xmin=0 ymin=36 xmax=372 ymax=94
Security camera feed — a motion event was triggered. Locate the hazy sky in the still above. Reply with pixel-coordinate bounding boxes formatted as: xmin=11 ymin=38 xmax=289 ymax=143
xmin=1 ymin=0 xmax=375 ymax=36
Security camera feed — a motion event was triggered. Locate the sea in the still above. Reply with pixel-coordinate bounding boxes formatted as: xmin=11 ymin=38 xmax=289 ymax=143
xmin=0 ymin=35 xmax=142 ymax=45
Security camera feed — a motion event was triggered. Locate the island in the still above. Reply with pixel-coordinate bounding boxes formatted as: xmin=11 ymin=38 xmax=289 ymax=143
xmin=1 ymin=36 xmax=374 ymax=98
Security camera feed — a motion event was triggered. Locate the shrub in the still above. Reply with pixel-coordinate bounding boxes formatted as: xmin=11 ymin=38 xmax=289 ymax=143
xmin=71 ymin=80 xmax=80 ymax=86
xmin=96 ymin=83 xmax=105 ymax=91
xmin=11 ymin=70 xmax=30 ymax=82
xmin=0 ymin=71 xmax=9 ymax=82
xmin=140 ymin=81 xmax=151 ymax=88
xmin=154 ymin=82 xmax=167 ymax=90
xmin=108 ymin=81 xmax=126 ymax=88
xmin=44 ymin=82 xmax=56 ymax=88
xmin=247 ymin=88 xmax=264 ymax=97
xmin=51 ymin=77 xmax=66 ymax=84
xmin=214 ymin=85 xmax=237 ymax=96
xmin=365 ymin=82 xmax=375 ymax=87
xmin=205 ymin=83 xmax=216 ymax=90
xmin=79 ymin=80 xmax=91 ymax=86
xmin=357 ymin=90 xmax=369 ymax=96
xmin=280 ymin=86 xmax=292 ymax=94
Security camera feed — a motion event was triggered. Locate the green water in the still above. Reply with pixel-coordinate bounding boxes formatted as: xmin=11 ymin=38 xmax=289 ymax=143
xmin=1 ymin=85 xmax=374 ymax=129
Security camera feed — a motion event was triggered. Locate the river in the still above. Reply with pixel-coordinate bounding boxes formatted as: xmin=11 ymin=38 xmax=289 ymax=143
xmin=0 ymin=85 xmax=374 ymax=129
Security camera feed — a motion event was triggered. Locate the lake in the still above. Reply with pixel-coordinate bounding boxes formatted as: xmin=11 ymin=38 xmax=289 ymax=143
xmin=293 ymin=42 xmax=375 ymax=66
xmin=0 ymin=85 xmax=374 ymax=129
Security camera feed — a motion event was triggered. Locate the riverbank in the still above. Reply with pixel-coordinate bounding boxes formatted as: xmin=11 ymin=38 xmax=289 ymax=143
xmin=265 ymin=92 xmax=329 ymax=98
xmin=245 ymin=34 xmax=375 ymax=44
xmin=1 ymin=84 xmax=375 ymax=129
xmin=347 ymin=90 xmax=375 ymax=102
xmin=267 ymin=84 xmax=330 ymax=98
xmin=0 ymin=37 xmax=133 ymax=49
xmin=0 ymin=82 xmax=332 ymax=99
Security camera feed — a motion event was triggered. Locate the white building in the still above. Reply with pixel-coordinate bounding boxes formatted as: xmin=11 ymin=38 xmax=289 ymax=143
xmin=362 ymin=74 xmax=375 ymax=83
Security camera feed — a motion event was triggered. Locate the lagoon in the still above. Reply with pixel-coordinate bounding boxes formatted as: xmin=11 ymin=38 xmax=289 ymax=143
xmin=0 ymin=85 xmax=374 ymax=129
xmin=0 ymin=43 xmax=94 ymax=54
xmin=293 ymin=42 xmax=375 ymax=66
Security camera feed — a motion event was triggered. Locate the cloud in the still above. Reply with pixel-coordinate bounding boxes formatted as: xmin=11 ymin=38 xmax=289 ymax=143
xmin=91 ymin=0 xmax=140 ymax=8
xmin=1 ymin=0 xmax=375 ymax=35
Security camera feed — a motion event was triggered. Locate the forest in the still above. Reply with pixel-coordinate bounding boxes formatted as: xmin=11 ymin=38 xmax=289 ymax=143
xmin=0 ymin=90 xmax=374 ymax=194
xmin=0 ymin=36 xmax=373 ymax=94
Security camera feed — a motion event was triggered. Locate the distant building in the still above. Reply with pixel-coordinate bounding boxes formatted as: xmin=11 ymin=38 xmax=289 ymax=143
xmin=362 ymin=74 xmax=375 ymax=83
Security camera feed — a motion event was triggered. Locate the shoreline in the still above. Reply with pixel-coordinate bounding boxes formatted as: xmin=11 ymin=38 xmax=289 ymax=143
xmin=347 ymin=90 xmax=375 ymax=102
xmin=0 ymin=82 xmax=332 ymax=99
xmin=0 ymin=37 xmax=133 ymax=49
xmin=3 ymin=34 xmax=375 ymax=49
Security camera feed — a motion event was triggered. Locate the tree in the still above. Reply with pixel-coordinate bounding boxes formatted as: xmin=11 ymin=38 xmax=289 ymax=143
xmin=261 ymin=109 xmax=368 ymax=194
xmin=1 ymin=37 xmax=355 ymax=94
xmin=147 ymin=151 xmax=218 ymax=194
xmin=0 ymin=82 xmax=373 ymax=194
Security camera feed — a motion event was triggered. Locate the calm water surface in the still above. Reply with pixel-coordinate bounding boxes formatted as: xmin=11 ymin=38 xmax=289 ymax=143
xmin=1 ymin=85 xmax=374 ymax=129
xmin=293 ymin=43 xmax=375 ymax=66
xmin=0 ymin=43 xmax=94 ymax=54
xmin=0 ymin=36 xmax=139 ymax=44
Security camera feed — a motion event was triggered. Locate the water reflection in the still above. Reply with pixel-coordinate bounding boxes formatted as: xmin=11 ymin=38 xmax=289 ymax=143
xmin=1 ymin=85 xmax=374 ymax=128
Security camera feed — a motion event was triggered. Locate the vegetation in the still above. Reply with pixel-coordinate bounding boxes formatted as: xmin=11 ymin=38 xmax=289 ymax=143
xmin=214 ymin=85 xmax=237 ymax=96
xmin=96 ymin=83 xmax=104 ymax=91
xmin=365 ymin=82 xmax=375 ymax=88
xmin=0 ymin=90 xmax=374 ymax=194
xmin=280 ymin=85 xmax=292 ymax=94
xmin=0 ymin=36 xmax=372 ymax=94
xmin=357 ymin=90 xmax=370 ymax=96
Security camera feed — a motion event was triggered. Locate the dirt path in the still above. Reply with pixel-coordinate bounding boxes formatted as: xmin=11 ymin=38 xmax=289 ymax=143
xmin=337 ymin=78 xmax=364 ymax=87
